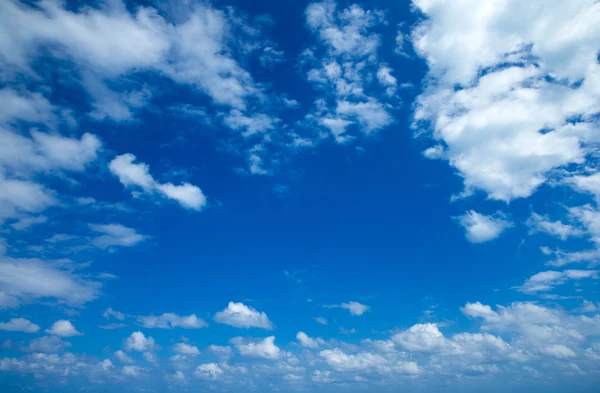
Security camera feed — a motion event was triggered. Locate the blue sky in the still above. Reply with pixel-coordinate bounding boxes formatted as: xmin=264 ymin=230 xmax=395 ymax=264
xmin=0 ymin=0 xmax=599 ymax=392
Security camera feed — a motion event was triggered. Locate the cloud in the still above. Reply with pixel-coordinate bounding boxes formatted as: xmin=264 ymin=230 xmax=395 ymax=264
xmin=137 ymin=313 xmax=208 ymax=329
xmin=89 ymin=223 xmax=147 ymax=249
xmin=109 ymin=154 xmax=207 ymax=211
xmin=517 ymin=270 xmax=598 ymax=294
xmin=195 ymin=363 xmax=224 ymax=380
xmin=208 ymin=345 xmax=233 ymax=359
xmin=125 ymin=331 xmax=157 ymax=352
xmin=231 ymin=336 xmax=281 ymax=360
xmin=0 ymin=318 xmax=40 ymax=333
xmin=114 ymin=350 xmax=134 ymax=364
xmin=526 ymin=213 xmax=585 ymax=241
xmin=173 ymin=343 xmax=200 ymax=356
xmin=0 ymin=255 xmax=102 ymax=308
xmin=103 ymin=308 xmax=125 ymax=321
xmin=325 ymin=301 xmax=369 ymax=316
xmin=143 ymin=352 xmax=158 ymax=364
xmin=26 ymin=336 xmax=71 ymax=353
xmin=214 ymin=302 xmax=274 ymax=329
xmin=391 ymin=323 xmax=448 ymax=353
xmin=122 ymin=365 xmax=144 ymax=377
xmin=411 ymin=0 xmax=600 ymax=202
xmin=341 ymin=301 xmax=369 ymax=316
xmin=9 ymin=215 xmax=47 ymax=231
xmin=303 ymin=1 xmax=395 ymax=142
xmin=296 ymin=332 xmax=324 ymax=348
xmin=46 ymin=320 xmax=82 ymax=337
xmin=315 ymin=317 xmax=328 ymax=325
xmin=457 ymin=211 xmax=513 ymax=243
xmin=319 ymin=348 xmax=387 ymax=372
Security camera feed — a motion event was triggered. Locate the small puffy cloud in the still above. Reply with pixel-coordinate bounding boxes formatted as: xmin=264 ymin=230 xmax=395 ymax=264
xmin=231 ymin=336 xmax=281 ymax=360
xmin=396 ymin=361 xmax=421 ymax=375
xmin=143 ymin=352 xmax=158 ymax=364
xmin=214 ymin=302 xmax=274 ymax=329
xmin=457 ymin=211 xmax=513 ymax=243
xmin=27 ymin=336 xmax=71 ymax=353
xmin=208 ymin=345 xmax=233 ymax=359
xmin=319 ymin=348 xmax=387 ymax=372
xmin=0 ymin=318 xmax=40 ymax=333
xmin=45 ymin=320 xmax=82 ymax=337
xmin=325 ymin=301 xmax=369 ymax=316
xmin=89 ymin=224 xmax=147 ymax=249
xmin=517 ymin=270 xmax=598 ymax=294
xmin=122 ymin=365 xmax=144 ymax=377
xmin=195 ymin=363 xmax=223 ymax=380
xmin=526 ymin=213 xmax=584 ymax=240
xmin=540 ymin=344 xmax=577 ymax=359
xmin=173 ymin=343 xmax=200 ymax=356
xmin=103 ymin=308 xmax=125 ymax=321
xmin=137 ymin=313 xmax=208 ymax=329
xmin=315 ymin=317 xmax=328 ymax=325
xmin=125 ymin=331 xmax=157 ymax=352
xmin=391 ymin=323 xmax=448 ymax=353
xmin=109 ymin=153 xmax=207 ymax=211
xmin=9 ymin=215 xmax=47 ymax=231
xmin=296 ymin=332 xmax=324 ymax=348
xmin=114 ymin=350 xmax=134 ymax=364
xmin=341 ymin=301 xmax=369 ymax=316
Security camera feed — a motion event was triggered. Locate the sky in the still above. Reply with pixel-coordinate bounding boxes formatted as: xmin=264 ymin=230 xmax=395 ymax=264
xmin=0 ymin=0 xmax=599 ymax=392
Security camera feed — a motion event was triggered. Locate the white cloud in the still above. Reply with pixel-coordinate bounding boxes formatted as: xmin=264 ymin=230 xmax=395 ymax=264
xmin=518 ymin=270 xmax=598 ymax=294
xmin=540 ymin=344 xmax=577 ymax=359
xmin=526 ymin=213 xmax=585 ymax=240
xmin=296 ymin=332 xmax=324 ymax=349
xmin=114 ymin=350 xmax=134 ymax=364
xmin=109 ymin=153 xmax=207 ymax=211
xmin=315 ymin=317 xmax=328 ymax=325
xmin=214 ymin=302 xmax=274 ymax=329
xmin=122 ymin=365 xmax=144 ymax=377
xmin=0 ymin=255 xmax=102 ymax=307
xmin=27 ymin=336 xmax=71 ymax=353
xmin=195 ymin=363 xmax=223 ymax=380
xmin=208 ymin=345 xmax=233 ymax=359
xmin=392 ymin=323 xmax=448 ymax=353
xmin=89 ymin=223 xmax=147 ymax=249
xmin=9 ymin=215 xmax=47 ymax=231
xmin=103 ymin=308 xmax=125 ymax=321
xmin=457 ymin=211 xmax=513 ymax=243
xmin=341 ymin=301 xmax=369 ymax=316
xmin=125 ymin=331 xmax=157 ymax=352
xmin=137 ymin=313 xmax=208 ymax=329
xmin=395 ymin=361 xmax=421 ymax=375
xmin=0 ymin=318 xmax=40 ymax=333
xmin=223 ymin=110 xmax=279 ymax=137
xmin=412 ymin=0 xmax=600 ymax=202
xmin=231 ymin=336 xmax=281 ymax=360
xmin=319 ymin=348 xmax=388 ymax=372
xmin=46 ymin=320 xmax=82 ymax=337
xmin=143 ymin=352 xmax=158 ymax=364
xmin=173 ymin=343 xmax=200 ymax=356
xmin=303 ymin=2 xmax=395 ymax=142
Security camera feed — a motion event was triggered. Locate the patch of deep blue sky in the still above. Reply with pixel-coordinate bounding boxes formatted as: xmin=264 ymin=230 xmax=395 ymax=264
xmin=1 ymin=0 xmax=600 ymax=391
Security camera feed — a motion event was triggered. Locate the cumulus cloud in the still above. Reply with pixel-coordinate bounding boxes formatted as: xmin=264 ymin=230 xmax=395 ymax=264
xmin=114 ymin=350 xmax=134 ymax=364
xmin=173 ymin=343 xmax=200 ymax=356
xmin=231 ymin=336 xmax=281 ymax=360
xmin=89 ymin=223 xmax=147 ymax=249
xmin=457 ymin=211 xmax=513 ymax=243
xmin=26 ymin=336 xmax=72 ymax=353
xmin=296 ymin=332 xmax=324 ymax=348
xmin=103 ymin=308 xmax=125 ymax=321
xmin=125 ymin=331 xmax=157 ymax=352
xmin=412 ymin=0 xmax=600 ymax=202
xmin=526 ymin=212 xmax=585 ymax=241
xmin=214 ymin=302 xmax=274 ymax=329
xmin=0 ymin=318 xmax=40 ymax=333
xmin=137 ymin=313 xmax=208 ymax=329
xmin=319 ymin=348 xmax=387 ymax=372
xmin=195 ymin=363 xmax=224 ymax=380
xmin=46 ymin=320 xmax=82 ymax=337
xmin=392 ymin=323 xmax=448 ymax=353
xmin=109 ymin=154 xmax=207 ymax=211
